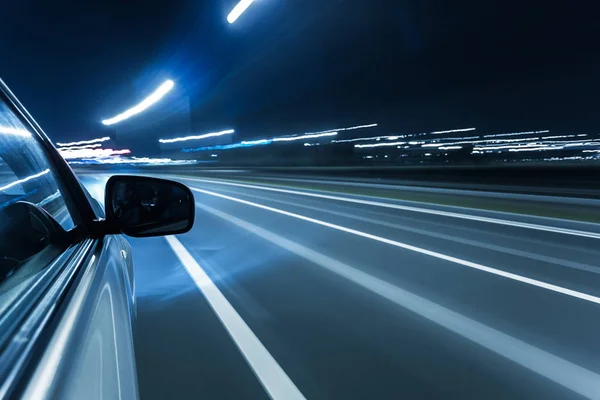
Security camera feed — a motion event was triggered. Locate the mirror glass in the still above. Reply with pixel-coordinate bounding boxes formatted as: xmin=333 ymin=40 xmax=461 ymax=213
xmin=107 ymin=176 xmax=194 ymax=237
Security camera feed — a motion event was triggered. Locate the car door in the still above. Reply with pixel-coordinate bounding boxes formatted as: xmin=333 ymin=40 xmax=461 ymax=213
xmin=0 ymin=79 xmax=138 ymax=399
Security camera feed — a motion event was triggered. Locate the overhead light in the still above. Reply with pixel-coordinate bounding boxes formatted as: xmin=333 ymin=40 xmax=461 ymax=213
xmin=227 ymin=0 xmax=254 ymax=23
xmin=102 ymin=80 xmax=174 ymax=126
xmin=159 ymin=129 xmax=234 ymax=144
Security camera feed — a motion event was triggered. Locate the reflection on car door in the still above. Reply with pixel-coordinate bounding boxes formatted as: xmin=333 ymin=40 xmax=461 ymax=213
xmin=20 ymin=237 xmax=137 ymax=400
xmin=0 ymin=79 xmax=138 ymax=399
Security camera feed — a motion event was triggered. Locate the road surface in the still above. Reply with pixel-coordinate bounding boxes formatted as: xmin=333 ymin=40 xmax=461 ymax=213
xmin=79 ymin=172 xmax=600 ymax=400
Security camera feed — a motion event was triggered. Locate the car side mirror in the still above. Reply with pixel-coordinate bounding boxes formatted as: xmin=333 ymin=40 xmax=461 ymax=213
xmin=105 ymin=175 xmax=195 ymax=238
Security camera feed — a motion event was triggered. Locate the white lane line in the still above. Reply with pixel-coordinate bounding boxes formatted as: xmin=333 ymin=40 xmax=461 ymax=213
xmin=165 ymin=236 xmax=305 ymax=400
xmin=179 ymin=177 xmax=600 ymax=240
xmin=196 ymin=203 xmax=600 ymax=400
xmin=211 ymin=186 xmax=600 ymax=275
xmin=191 ymin=187 xmax=600 ymax=305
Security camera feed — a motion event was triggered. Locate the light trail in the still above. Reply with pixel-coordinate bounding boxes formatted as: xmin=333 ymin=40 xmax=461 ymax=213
xmin=227 ymin=0 xmax=255 ymax=23
xmin=0 ymin=126 xmax=31 ymax=137
xmin=101 ymin=80 xmax=174 ymax=125
xmin=57 ymin=143 xmax=103 ymax=151
xmin=355 ymin=141 xmax=406 ymax=148
xmin=431 ymin=128 xmax=476 ymax=135
xmin=56 ymin=137 xmax=110 ymax=147
xmin=59 ymin=148 xmax=131 ymax=159
xmin=273 ymin=132 xmax=337 ymax=142
xmin=0 ymin=169 xmax=50 ymax=192
xmin=159 ymin=129 xmax=234 ymax=144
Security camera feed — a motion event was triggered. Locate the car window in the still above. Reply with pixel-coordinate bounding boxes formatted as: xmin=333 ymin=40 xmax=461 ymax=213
xmin=0 ymin=95 xmax=75 ymax=291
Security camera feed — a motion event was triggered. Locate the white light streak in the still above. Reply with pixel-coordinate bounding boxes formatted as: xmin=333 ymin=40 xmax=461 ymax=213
xmin=439 ymin=135 xmax=480 ymax=141
xmin=58 ymin=143 xmax=103 ymax=151
xmin=227 ymin=0 xmax=254 ymax=23
xmin=483 ymin=130 xmax=549 ymax=138
xmin=241 ymin=139 xmax=271 ymax=145
xmin=508 ymin=146 xmax=553 ymax=152
xmin=159 ymin=129 xmax=235 ymax=144
xmin=59 ymin=148 xmax=131 ymax=159
xmin=332 ymin=136 xmax=393 ymax=144
xmin=0 ymin=169 xmax=50 ymax=192
xmin=273 ymin=132 xmax=337 ymax=142
xmin=101 ymin=80 xmax=175 ymax=125
xmin=56 ymin=137 xmax=110 ymax=147
xmin=355 ymin=141 xmax=406 ymax=148
xmin=310 ymin=123 xmax=377 ymax=135
xmin=541 ymin=134 xmax=579 ymax=140
xmin=0 ymin=126 xmax=31 ymax=137
xmin=438 ymin=145 xmax=463 ymax=150
xmin=88 ymin=156 xmax=194 ymax=165
xmin=431 ymin=128 xmax=476 ymax=135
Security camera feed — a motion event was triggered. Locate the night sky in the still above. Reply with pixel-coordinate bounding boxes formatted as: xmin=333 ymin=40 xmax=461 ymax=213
xmin=1 ymin=0 xmax=599 ymax=143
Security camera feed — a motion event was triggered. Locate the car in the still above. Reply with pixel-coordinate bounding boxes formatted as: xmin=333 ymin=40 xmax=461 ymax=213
xmin=0 ymin=78 xmax=195 ymax=399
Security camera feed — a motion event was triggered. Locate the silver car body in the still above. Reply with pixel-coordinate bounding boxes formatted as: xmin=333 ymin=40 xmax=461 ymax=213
xmin=0 ymin=79 xmax=139 ymax=399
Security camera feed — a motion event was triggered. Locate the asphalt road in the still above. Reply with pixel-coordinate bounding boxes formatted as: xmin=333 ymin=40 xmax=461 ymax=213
xmin=79 ymin=173 xmax=600 ymax=400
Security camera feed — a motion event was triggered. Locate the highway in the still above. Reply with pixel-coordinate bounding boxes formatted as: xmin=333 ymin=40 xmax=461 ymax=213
xmin=79 ymin=172 xmax=600 ymax=400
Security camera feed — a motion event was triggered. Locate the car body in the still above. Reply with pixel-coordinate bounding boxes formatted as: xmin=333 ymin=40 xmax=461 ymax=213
xmin=0 ymin=78 xmax=194 ymax=399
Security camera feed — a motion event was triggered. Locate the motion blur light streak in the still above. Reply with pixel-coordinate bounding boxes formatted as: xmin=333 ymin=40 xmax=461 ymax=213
xmin=431 ymin=128 xmax=476 ymax=135
xmin=159 ymin=129 xmax=235 ymax=144
xmin=227 ymin=0 xmax=254 ymax=24
xmin=101 ymin=80 xmax=174 ymax=125
xmin=241 ymin=139 xmax=271 ymax=146
xmin=355 ymin=141 xmax=406 ymax=148
xmin=58 ymin=143 xmax=103 ymax=151
xmin=483 ymin=130 xmax=549 ymax=138
xmin=59 ymin=148 xmax=131 ymax=159
xmin=438 ymin=145 xmax=463 ymax=150
xmin=180 ymin=123 xmax=375 ymax=152
xmin=56 ymin=137 xmax=110 ymax=147
xmin=0 ymin=126 xmax=31 ymax=137
xmin=182 ymin=139 xmax=272 ymax=152
xmin=301 ymin=123 xmax=378 ymax=138
xmin=0 ymin=169 xmax=50 ymax=192
xmin=272 ymin=132 xmax=337 ymax=142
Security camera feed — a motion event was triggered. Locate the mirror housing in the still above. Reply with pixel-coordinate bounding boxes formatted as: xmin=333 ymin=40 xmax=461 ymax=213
xmin=104 ymin=175 xmax=194 ymax=238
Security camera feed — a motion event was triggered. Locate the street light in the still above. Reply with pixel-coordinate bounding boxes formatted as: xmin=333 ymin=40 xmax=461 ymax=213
xmin=227 ymin=0 xmax=254 ymax=24
xmin=102 ymin=80 xmax=175 ymax=126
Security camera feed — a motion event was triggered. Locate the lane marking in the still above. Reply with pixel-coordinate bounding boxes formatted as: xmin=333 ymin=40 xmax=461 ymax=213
xmin=197 ymin=203 xmax=600 ymax=400
xmin=179 ymin=177 xmax=600 ymax=240
xmin=165 ymin=236 xmax=305 ymax=400
xmin=210 ymin=186 xmax=600 ymax=275
xmin=191 ymin=187 xmax=600 ymax=305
